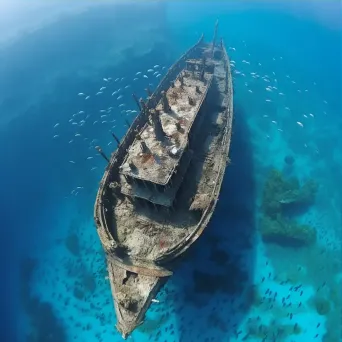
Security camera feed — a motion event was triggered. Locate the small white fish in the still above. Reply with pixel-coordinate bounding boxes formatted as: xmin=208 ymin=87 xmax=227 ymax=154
xmin=131 ymin=110 xmax=137 ymax=113
xmin=96 ymin=91 xmax=103 ymax=95
xmin=72 ymin=122 xmax=77 ymax=125
xmin=162 ymin=66 xmax=166 ymax=69
xmin=69 ymin=140 xmax=73 ymax=144
xmin=278 ymin=129 xmax=283 ymax=132
xmin=75 ymin=133 xmax=81 ymax=137
xmin=296 ymin=121 xmax=304 ymax=127
xmin=303 ymin=115 xmax=308 ymax=118
xmin=143 ymin=75 xmax=148 ymax=79
xmin=85 ymin=96 xmax=90 ymax=100
xmin=93 ymin=121 xmax=98 ymax=125
xmin=53 ymin=123 xmax=59 ymax=128
xmin=100 ymin=87 xmax=106 ymax=91
xmin=69 ymin=161 xmax=75 ymax=164
xmin=147 ymin=69 xmax=154 ymax=72
xmin=133 ymin=78 xmax=138 ymax=81
xmin=309 ymin=113 xmax=314 ymax=118
xmin=112 ymin=91 xmax=117 ymax=96
xmin=124 ymin=85 xmax=130 ymax=89
xmin=117 ymin=95 xmax=123 ymax=100
xmin=285 ymin=107 xmax=290 ymax=111
xmin=271 ymin=120 xmax=277 ymax=124
xmin=263 ymin=115 xmax=268 ymax=118
xmin=76 ymin=186 xmax=84 ymax=189
xmin=53 ymin=135 xmax=59 ymax=138
xmin=279 ymin=92 xmax=284 ymax=96
xmin=87 ymin=157 xmax=93 ymax=160
xmin=119 ymin=104 xmax=125 ymax=108
xmin=107 ymin=141 xmax=112 ymax=146
xmin=151 ymin=299 xmax=159 ymax=303
xmin=115 ymin=78 xmax=120 ymax=82
xmin=101 ymin=115 xmax=107 ymax=118
xmin=91 ymin=167 xmax=98 ymax=171
xmin=153 ymin=65 xmax=159 ymax=68
xmin=136 ymin=72 xmax=142 ymax=75
xmin=121 ymin=77 xmax=125 ymax=81
xmin=265 ymin=99 xmax=272 ymax=102
xmin=78 ymin=111 xmax=84 ymax=114
xmin=156 ymin=74 xmax=161 ymax=78
xmin=103 ymin=78 xmax=108 ymax=82
xmin=68 ymin=119 xmax=73 ymax=122
xmin=101 ymin=120 xmax=107 ymax=124
xmin=100 ymin=109 xmax=106 ymax=113
xmin=248 ymin=90 xmax=253 ymax=93
xmin=78 ymin=92 xmax=85 ymax=96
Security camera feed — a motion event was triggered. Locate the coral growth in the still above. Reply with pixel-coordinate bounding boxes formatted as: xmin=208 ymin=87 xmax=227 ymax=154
xmin=260 ymin=215 xmax=316 ymax=247
xmin=260 ymin=169 xmax=318 ymax=247
xmin=262 ymin=169 xmax=318 ymax=218
xmin=312 ymin=295 xmax=331 ymax=316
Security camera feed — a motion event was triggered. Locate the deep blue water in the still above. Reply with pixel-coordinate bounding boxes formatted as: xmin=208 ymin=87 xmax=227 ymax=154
xmin=0 ymin=1 xmax=341 ymax=341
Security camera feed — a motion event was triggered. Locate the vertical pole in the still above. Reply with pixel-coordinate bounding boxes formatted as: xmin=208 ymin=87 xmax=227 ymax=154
xmin=211 ymin=20 xmax=219 ymax=57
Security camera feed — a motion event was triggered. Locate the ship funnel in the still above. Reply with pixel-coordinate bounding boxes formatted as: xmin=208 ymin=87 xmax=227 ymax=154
xmin=95 ymin=146 xmax=110 ymax=163
xmin=150 ymin=109 xmax=165 ymax=141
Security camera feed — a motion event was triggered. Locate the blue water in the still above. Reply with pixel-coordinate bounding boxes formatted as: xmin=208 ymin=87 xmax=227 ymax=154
xmin=1 ymin=1 xmax=341 ymax=341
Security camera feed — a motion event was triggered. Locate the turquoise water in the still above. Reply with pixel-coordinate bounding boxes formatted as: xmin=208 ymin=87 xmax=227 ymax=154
xmin=1 ymin=1 xmax=341 ymax=341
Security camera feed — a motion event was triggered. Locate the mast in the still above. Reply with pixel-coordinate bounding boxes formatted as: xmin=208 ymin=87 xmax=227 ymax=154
xmin=211 ymin=19 xmax=219 ymax=57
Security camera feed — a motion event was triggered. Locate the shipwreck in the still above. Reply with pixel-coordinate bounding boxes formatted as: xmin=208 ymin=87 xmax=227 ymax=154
xmin=94 ymin=21 xmax=234 ymax=338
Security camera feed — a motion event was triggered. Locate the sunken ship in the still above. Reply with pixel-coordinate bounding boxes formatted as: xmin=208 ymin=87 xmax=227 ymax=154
xmin=94 ymin=21 xmax=234 ymax=338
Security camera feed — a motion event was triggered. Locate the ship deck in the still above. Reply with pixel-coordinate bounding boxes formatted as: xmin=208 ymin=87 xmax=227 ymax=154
xmin=120 ymin=72 xmax=210 ymax=185
xmin=111 ymin=59 xmax=229 ymax=261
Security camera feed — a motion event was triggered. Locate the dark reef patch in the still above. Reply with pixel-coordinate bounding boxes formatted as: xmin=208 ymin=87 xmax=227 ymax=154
xmin=20 ymin=258 xmax=67 ymax=342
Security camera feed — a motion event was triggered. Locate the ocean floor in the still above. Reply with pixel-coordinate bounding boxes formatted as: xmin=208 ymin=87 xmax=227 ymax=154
xmin=2 ymin=2 xmax=341 ymax=342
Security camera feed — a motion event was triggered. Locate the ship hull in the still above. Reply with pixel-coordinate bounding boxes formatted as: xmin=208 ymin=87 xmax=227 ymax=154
xmin=94 ymin=27 xmax=233 ymax=338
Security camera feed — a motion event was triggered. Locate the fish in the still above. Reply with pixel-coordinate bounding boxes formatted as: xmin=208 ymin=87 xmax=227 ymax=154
xmin=153 ymin=65 xmax=159 ymax=68
xmin=136 ymin=72 xmax=142 ymax=75
xmin=85 ymin=96 xmax=90 ymax=100
xmin=115 ymin=78 xmax=120 ymax=82
xmin=78 ymin=111 xmax=84 ymax=114
xmin=133 ymin=78 xmax=138 ymax=81
xmin=112 ymin=91 xmax=117 ymax=96
xmin=143 ymin=75 xmax=148 ymax=79
xmin=96 ymin=91 xmax=103 ymax=95
xmin=53 ymin=123 xmax=60 ymax=128
xmin=265 ymin=99 xmax=272 ymax=102
xmin=87 ymin=157 xmax=93 ymax=160
xmin=119 ymin=104 xmax=125 ymax=107
xmin=93 ymin=121 xmax=98 ymax=125
xmin=103 ymin=78 xmax=108 ymax=82
xmin=78 ymin=92 xmax=85 ymax=96
xmin=69 ymin=161 xmax=75 ymax=164
xmin=296 ymin=121 xmax=304 ymax=127
xmin=91 ymin=167 xmax=98 ymax=171
xmin=147 ymin=69 xmax=154 ymax=72
xmin=68 ymin=140 xmax=73 ymax=144
xmin=271 ymin=121 xmax=277 ymax=124
xmin=124 ymin=85 xmax=130 ymax=89
xmin=117 ymin=95 xmax=123 ymax=100
xmin=309 ymin=113 xmax=315 ymax=117
xmin=156 ymin=74 xmax=161 ymax=78
xmin=53 ymin=135 xmax=59 ymax=138
xmin=100 ymin=86 xmax=106 ymax=91
xmin=75 ymin=133 xmax=81 ymax=137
